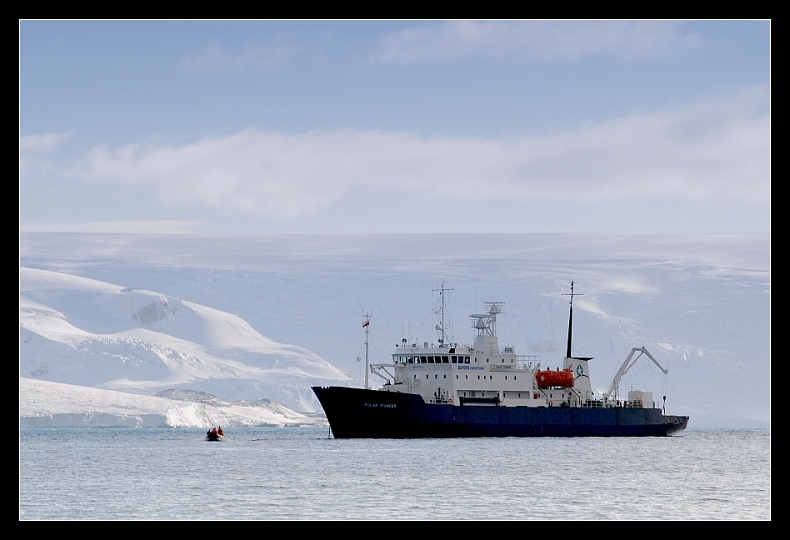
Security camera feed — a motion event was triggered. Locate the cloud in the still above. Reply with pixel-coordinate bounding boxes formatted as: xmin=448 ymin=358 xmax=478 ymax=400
xmin=74 ymin=87 xmax=769 ymax=218
xmin=20 ymin=132 xmax=71 ymax=181
xmin=182 ymin=41 xmax=301 ymax=73
xmin=368 ymin=21 xmax=702 ymax=65
xmin=19 ymin=133 xmax=69 ymax=153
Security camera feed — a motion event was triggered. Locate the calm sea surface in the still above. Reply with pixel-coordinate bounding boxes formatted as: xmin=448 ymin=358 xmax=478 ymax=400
xmin=20 ymin=427 xmax=770 ymax=520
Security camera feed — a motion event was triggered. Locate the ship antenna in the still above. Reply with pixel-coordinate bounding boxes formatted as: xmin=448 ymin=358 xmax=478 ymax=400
xmin=433 ymin=282 xmax=453 ymax=347
xmin=363 ymin=311 xmax=371 ymax=389
xmin=562 ymin=281 xmax=582 ymax=358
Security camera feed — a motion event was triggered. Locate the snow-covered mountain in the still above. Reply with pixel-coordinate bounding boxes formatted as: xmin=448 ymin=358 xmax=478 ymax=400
xmin=19 ymin=378 xmax=324 ymax=428
xmin=20 ymin=265 xmax=349 ymax=426
xmin=19 ymin=233 xmax=770 ymax=429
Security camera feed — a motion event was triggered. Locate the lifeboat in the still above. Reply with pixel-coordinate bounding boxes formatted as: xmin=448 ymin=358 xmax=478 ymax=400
xmin=535 ymin=368 xmax=574 ymax=389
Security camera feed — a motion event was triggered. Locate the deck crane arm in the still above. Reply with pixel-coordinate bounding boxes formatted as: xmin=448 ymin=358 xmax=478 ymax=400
xmin=370 ymin=363 xmax=395 ymax=384
xmin=603 ymin=347 xmax=668 ymax=401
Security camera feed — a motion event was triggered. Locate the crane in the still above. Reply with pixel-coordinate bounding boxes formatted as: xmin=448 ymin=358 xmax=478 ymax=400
xmin=604 ymin=347 xmax=668 ymax=402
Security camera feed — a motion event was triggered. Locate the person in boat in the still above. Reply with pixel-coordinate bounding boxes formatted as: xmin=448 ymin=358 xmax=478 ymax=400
xmin=217 ymin=426 xmax=224 ymax=437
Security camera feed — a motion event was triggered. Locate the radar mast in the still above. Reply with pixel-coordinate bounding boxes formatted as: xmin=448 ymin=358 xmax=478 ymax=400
xmin=562 ymin=281 xmax=583 ymax=358
xmin=433 ymin=282 xmax=453 ymax=347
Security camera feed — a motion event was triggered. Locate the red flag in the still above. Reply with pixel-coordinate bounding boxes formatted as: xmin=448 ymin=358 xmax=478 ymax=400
xmin=362 ymin=321 xmax=369 ymax=327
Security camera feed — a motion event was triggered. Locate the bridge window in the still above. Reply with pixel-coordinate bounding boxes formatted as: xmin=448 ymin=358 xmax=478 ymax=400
xmin=442 ymin=356 xmax=449 ymax=363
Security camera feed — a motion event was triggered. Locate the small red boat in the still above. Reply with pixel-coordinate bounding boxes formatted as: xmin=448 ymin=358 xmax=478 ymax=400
xmin=535 ymin=368 xmax=574 ymax=388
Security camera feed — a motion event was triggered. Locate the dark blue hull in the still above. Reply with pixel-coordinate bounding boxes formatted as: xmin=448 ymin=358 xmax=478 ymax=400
xmin=312 ymin=386 xmax=688 ymax=438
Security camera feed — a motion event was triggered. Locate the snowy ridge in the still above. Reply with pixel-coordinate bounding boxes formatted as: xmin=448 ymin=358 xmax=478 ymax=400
xmin=20 ymin=267 xmax=350 ymax=420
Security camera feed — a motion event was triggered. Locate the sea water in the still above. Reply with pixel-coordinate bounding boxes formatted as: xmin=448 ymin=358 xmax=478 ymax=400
xmin=19 ymin=427 xmax=770 ymax=520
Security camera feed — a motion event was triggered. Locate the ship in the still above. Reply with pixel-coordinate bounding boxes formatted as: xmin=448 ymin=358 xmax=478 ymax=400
xmin=312 ymin=283 xmax=689 ymax=438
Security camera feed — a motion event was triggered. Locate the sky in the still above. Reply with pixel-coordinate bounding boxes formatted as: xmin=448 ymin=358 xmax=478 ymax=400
xmin=19 ymin=20 xmax=770 ymax=234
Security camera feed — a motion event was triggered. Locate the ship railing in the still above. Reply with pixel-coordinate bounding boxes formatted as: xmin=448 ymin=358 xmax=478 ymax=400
xmin=599 ymin=399 xmax=660 ymax=409
xmin=580 ymin=400 xmax=605 ymax=408
xmin=620 ymin=399 xmax=659 ymax=409
xmin=395 ymin=342 xmax=477 ymax=352
xmin=516 ymin=355 xmax=540 ymax=369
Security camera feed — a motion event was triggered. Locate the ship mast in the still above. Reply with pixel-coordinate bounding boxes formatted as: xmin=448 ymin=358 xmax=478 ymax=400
xmin=433 ymin=282 xmax=453 ymax=347
xmin=363 ymin=311 xmax=371 ymax=389
xmin=562 ymin=281 xmax=582 ymax=358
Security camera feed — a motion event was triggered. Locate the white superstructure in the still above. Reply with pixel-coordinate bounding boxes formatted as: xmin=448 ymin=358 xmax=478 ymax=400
xmin=369 ymin=285 xmax=664 ymax=411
